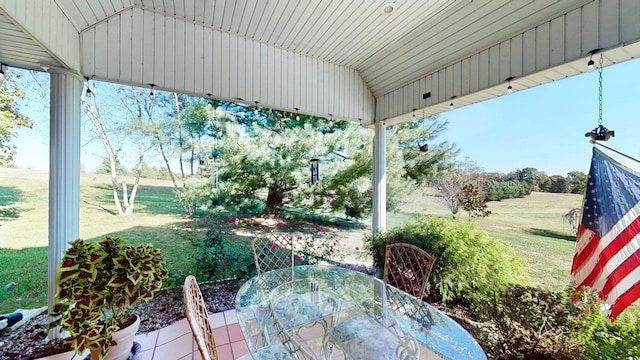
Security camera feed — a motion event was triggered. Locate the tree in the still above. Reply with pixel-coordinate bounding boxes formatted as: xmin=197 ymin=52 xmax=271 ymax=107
xmin=0 ymin=70 xmax=32 ymax=166
xmin=82 ymin=82 xmax=158 ymax=216
xmin=433 ymin=160 xmax=484 ymax=218
xmin=460 ymin=183 xmax=491 ymax=222
xmin=566 ymin=171 xmax=587 ymax=194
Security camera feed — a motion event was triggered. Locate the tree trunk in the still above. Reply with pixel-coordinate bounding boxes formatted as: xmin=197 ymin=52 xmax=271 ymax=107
xmin=266 ymin=180 xmax=285 ymax=212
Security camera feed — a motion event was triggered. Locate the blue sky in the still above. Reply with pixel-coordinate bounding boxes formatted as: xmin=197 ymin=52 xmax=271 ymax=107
xmin=11 ymin=57 xmax=640 ymax=175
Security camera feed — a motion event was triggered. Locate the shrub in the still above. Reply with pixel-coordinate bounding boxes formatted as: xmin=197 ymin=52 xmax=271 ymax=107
xmin=571 ymin=288 xmax=640 ymax=359
xmin=364 ymin=215 xmax=530 ymax=304
xmin=474 ymin=285 xmax=582 ymax=359
xmin=188 ymin=216 xmax=347 ymax=282
xmin=190 ymin=216 xmax=256 ymax=281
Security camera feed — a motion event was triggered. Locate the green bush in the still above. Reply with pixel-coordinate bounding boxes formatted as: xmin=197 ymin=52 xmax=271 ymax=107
xmin=475 ymin=285 xmax=582 ymax=359
xmin=189 ymin=216 xmax=256 ymax=281
xmin=364 ymin=215 xmax=530 ymax=304
xmin=572 ymin=289 xmax=640 ymax=359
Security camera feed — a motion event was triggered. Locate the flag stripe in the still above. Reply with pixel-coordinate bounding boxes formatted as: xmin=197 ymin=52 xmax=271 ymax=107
xmin=598 ymin=231 xmax=640 ymax=295
xmin=609 ymin=274 xmax=640 ymax=321
xmin=572 ymin=203 xmax=640 ymax=286
xmin=602 ymin=245 xmax=640 ymax=300
xmin=571 ymin=226 xmax=598 ymax=272
xmin=582 ymin=218 xmax=640 ymax=290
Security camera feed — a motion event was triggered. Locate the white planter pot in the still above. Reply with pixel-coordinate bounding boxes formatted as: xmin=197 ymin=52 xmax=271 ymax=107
xmin=91 ymin=315 xmax=140 ymax=360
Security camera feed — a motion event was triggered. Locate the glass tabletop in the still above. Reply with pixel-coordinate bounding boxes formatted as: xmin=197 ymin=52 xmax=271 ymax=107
xmin=235 ymin=265 xmax=487 ymax=360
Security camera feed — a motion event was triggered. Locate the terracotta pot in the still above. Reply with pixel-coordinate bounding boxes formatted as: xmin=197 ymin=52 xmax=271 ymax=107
xmin=90 ymin=315 xmax=140 ymax=360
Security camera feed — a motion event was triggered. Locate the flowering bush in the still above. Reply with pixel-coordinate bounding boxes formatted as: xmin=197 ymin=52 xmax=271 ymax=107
xmin=190 ymin=216 xmax=255 ymax=281
xmin=188 ymin=216 xmax=348 ymax=281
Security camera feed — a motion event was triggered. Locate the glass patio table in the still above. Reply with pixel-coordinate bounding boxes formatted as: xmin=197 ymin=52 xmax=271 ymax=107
xmin=235 ymin=265 xmax=486 ymax=359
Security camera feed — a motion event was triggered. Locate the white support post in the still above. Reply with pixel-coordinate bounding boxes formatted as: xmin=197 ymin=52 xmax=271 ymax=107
xmin=372 ymin=122 xmax=386 ymax=233
xmin=48 ymin=70 xmax=82 ymax=338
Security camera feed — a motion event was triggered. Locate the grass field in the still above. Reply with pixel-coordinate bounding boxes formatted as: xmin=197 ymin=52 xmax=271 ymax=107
xmin=0 ymin=168 xmax=582 ymax=314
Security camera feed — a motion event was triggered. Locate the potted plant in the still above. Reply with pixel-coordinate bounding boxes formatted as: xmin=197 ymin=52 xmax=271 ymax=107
xmin=48 ymin=236 xmax=169 ymax=360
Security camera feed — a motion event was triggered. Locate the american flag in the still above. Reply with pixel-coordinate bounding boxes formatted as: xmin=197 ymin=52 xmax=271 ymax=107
xmin=571 ymin=147 xmax=640 ymax=320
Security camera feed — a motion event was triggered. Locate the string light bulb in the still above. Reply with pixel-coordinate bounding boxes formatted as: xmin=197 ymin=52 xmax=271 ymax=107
xmin=586 ymin=49 xmax=602 ymax=72
xmin=505 ymin=77 xmax=515 ymax=94
xmin=148 ymin=84 xmax=156 ymax=101
xmin=84 ymin=77 xmax=92 ymax=97
xmin=449 ymin=96 xmax=456 ymax=110
xmin=254 ymin=101 xmax=260 ymax=115
xmin=294 ymin=108 xmax=300 ymax=121
xmin=412 ymin=108 xmax=416 ymax=121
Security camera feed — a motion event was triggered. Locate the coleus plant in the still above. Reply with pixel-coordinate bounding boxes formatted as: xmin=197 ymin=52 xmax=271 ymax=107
xmin=49 ymin=236 xmax=168 ymax=359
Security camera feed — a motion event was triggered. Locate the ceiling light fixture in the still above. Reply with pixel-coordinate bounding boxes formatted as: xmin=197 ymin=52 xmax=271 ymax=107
xmin=505 ymin=77 xmax=515 ymax=94
xmin=381 ymin=3 xmax=395 ymax=14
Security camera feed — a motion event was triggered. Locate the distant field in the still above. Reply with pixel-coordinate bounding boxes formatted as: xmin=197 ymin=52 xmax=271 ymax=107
xmin=0 ymin=168 xmax=582 ymax=313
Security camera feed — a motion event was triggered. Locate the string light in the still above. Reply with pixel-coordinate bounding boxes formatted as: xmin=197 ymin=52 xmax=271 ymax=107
xmin=148 ymin=84 xmax=156 ymax=101
xmin=586 ymin=48 xmax=602 ymax=72
xmin=329 ymin=114 xmax=333 ymax=125
xmin=412 ymin=108 xmax=416 ymax=121
xmin=505 ymin=77 xmax=515 ymax=94
xmin=84 ymin=77 xmax=92 ymax=97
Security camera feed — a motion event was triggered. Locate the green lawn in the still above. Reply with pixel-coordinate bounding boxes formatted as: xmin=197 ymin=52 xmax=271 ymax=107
xmin=0 ymin=168 xmax=582 ymax=313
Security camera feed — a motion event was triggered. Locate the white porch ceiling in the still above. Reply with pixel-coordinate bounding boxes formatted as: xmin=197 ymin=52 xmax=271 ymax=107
xmin=1 ymin=0 xmax=640 ymax=123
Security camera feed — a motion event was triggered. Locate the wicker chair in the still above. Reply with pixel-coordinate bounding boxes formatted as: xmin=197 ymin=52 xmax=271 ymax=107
xmin=183 ymin=275 xmax=294 ymax=360
xmin=183 ymin=275 xmax=219 ymax=360
xmin=383 ymin=243 xmax=436 ymax=299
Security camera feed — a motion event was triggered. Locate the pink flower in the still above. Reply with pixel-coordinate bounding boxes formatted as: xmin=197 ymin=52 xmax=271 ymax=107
xmin=355 ymin=247 xmax=360 ymax=251
xmin=228 ymin=216 xmax=235 ymax=222
xmin=297 ymin=235 xmax=303 ymax=240
xmin=316 ymin=226 xmax=324 ymax=233
xmin=276 ymin=221 xmax=285 ymax=227
xmin=295 ymin=255 xmax=302 ymax=261
xmin=184 ymin=222 xmax=190 ymax=227
xmin=272 ymin=243 xmax=279 ymax=249
xmin=309 ymin=243 xmax=314 ymax=248
xmin=333 ymin=242 xmax=337 ymax=246
xmin=223 ymin=259 xmax=228 ymax=265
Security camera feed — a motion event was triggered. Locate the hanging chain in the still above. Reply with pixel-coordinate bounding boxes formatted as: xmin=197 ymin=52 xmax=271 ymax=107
xmin=585 ymin=53 xmax=614 ymax=141
xmin=598 ymin=54 xmax=604 ymax=125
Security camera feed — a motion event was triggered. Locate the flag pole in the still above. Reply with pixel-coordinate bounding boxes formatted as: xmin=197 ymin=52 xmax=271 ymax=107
xmin=592 ymin=140 xmax=640 ymax=165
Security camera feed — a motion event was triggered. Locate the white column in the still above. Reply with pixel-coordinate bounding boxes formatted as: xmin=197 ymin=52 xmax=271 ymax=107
xmin=48 ymin=70 xmax=82 ymax=337
xmin=372 ymin=122 xmax=386 ymax=233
